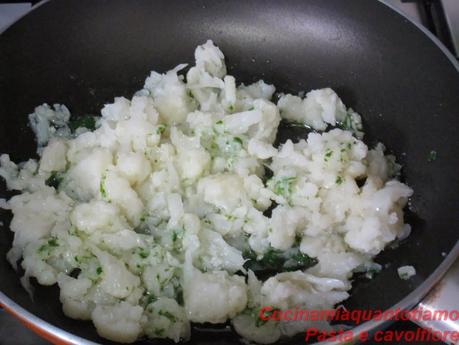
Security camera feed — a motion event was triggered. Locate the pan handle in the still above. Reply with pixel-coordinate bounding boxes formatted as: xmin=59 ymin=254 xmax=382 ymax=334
xmin=413 ymin=258 xmax=459 ymax=345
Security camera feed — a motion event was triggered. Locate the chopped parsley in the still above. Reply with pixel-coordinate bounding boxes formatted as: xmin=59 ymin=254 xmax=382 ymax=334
xmin=267 ymin=176 xmax=296 ymax=198
xmin=38 ymin=237 xmax=59 ymax=255
xmin=143 ymin=294 xmax=157 ymax=306
xmin=158 ymin=310 xmax=176 ymax=323
xmin=137 ymin=247 xmax=149 ymax=259
xmin=154 ymin=328 xmax=165 ymax=336
xmin=156 ymin=124 xmax=167 ymax=135
xmin=243 ymin=306 xmax=280 ymax=327
xmin=69 ymin=115 xmax=97 ymax=132
xmin=99 ymin=173 xmax=108 ymax=199
xmin=336 ymin=175 xmax=343 ymax=185
xmin=172 ymin=228 xmax=184 ymax=242
xmin=243 ymin=247 xmax=318 ymax=274
xmin=48 ymin=238 xmax=58 ymax=247
xmin=428 ymin=150 xmax=437 ymax=162
xmin=96 ymin=266 xmax=103 ymax=275
xmin=399 ymin=272 xmax=410 ymax=280
xmin=324 ymin=148 xmax=333 ymax=161
xmin=234 ymin=137 xmax=243 ymax=145
xmin=45 ymin=171 xmax=64 ymax=189
xmin=256 ymin=306 xmax=280 ymax=327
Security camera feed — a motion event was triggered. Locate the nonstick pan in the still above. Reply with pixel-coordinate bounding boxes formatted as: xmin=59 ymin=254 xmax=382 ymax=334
xmin=0 ymin=1 xmax=458 ymax=344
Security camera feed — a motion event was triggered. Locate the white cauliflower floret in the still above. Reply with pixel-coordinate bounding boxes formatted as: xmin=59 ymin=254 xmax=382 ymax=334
xmin=249 ymin=99 xmax=281 ymax=143
xmin=248 ymin=138 xmax=277 ymax=159
xmin=70 ymin=200 xmax=127 ymax=234
xmin=184 ymin=265 xmax=247 ymax=323
xmin=101 ymin=97 xmax=131 ymax=122
xmin=222 ymin=75 xmax=237 ymax=110
xmin=198 ymin=229 xmax=245 ymax=273
xmin=144 ymin=64 xmax=194 ymax=124
xmin=278 ymin=88 xmax=346 ymax=130
xmin=57 ymin=274 xmax=93 ymax=320
xmin=28 ymin=103 xmax=71 ymax=148
xmin=222 ymin=109 xmax=263 ymax=135
xmin=0 ymin=155 xmax=46 ymax=192
xmin=261 ymin=271 xmax=349 ymax=310
xmin=63 ymin=148 xmax=113 ymax=201
xmin=144 ymin=297 xmax=190 ymax=342
xmin=170 ymin=127 xmax=210 ymax=181
xmin=269 ymin=206 xmax=305 ymax=250
xmin=92 ymin=301 xmax=144 ymax=343
xmin=94 ymin=230 xmax=145 ymax=251
xmin=194 ymin=39 xmax=227 ymax=78
xmin=237 ymin=80 xmax=276 ymax=102
xmin=115 ymin=112 xmax=159 ymax=153
xmin=21 ymin=242 xmax=58 ymax=285
xmin=39 ymin=138 xmax=67 ymax=173
xmin=142 ymin=262 xmax=178 ymax=299
xmin=344 ymin=180 xmax=412 ymax=255
xmin=129 ymin=95 xmax=159 ymax=124
xmin=197 ymin=174 xmax=248 ymax=212
xmin=232 ymin=314 xmax=281 ymax=345
xmin=243 ymin=175 xmax=273 ymax=210
xmin=92 ymin=248 xmax=140 ymax=299
xmin=116 ymin=152 xmax=151 ymax=185
xmin=300 ymin=235 xmax=365 ymax=280
xmin=7 ymin=188 xmax=72 ymax=250
xmin=102 ymin=169 xmax=144 ymax=225
xmin=176 ymin=147 xmax=210 ymax=181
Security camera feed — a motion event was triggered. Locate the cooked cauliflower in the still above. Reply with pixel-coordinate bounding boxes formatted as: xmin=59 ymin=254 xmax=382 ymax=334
xmin=0 ymin=41 xmax=413 ymax=344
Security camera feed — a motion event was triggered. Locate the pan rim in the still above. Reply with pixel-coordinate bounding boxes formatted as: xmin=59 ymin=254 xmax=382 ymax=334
xmin=0 ymin=0 xmax=458 ymax=344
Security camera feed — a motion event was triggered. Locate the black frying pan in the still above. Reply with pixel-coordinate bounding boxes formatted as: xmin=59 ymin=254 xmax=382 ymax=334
xmin=0 ymin=1 xmax=458 ymax=344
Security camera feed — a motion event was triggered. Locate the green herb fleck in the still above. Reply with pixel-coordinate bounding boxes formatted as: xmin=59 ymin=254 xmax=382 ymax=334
xmin=283 ymin=251 xmax=318 ymax=271
xmin=145 ymin=294 xmax=157 ymax=305
xmin=172 ymin=229 xmax=184 ymax=246
xmin=45 ymin=171 xmax=64 ymax=189
xmin=267 ymin=176 xmax=296 ymax=198
xmin=428 ymin=150 xmax=437 ymax=162
xmin=234 ymin=137 xmax=243 ymax=145
xmin=324 ymin=149 xmax=333 ymax=161
xmin=158 ymin=310 xmax=176 ymax=323
xmin=96 ymin=266 xmax=103 ymax=275
xmin=243 ymin=247 xmax=318 ymax=274
xmin=256 ymin=306 xmax=280 ymax=327
xmin=243 ymin=306 xmax=280 ymax=327
xmin=216 ymin=120 xmax=223 ymax=125
xmin=399 ymin=273 xmax=410 ymax=280
xmin=48 ymin=237 xmax=58 ymax=247
xmin=138 ymin=247 xmax=149 ymax=259
xmin=38 ymin=237 xmax=59 ymax=255
xmin=156 ymin=124 xmax=167 ymax=135
xmin=99 ymin=173 xmax=107 ymax=199
xmin=336 ymin=176 xmax=343 ymax=185
xmin=69 ymin=115 xmax=97 ymax=132
xmin=154 ymin=328 xmax=165 ymax=336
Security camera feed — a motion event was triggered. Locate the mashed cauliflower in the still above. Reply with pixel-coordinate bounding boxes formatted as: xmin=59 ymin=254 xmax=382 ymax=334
xmin=0 ymin=40 xmax=412 ymax=344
